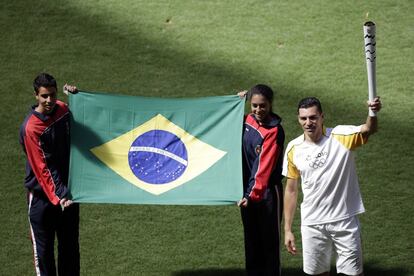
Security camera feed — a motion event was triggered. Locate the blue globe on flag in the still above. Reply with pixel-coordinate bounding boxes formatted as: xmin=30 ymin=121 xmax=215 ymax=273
xmin=128 ymin=130 xmax=188 ymax=184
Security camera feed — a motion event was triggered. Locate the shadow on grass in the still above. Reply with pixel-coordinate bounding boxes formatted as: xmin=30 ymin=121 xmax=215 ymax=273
xmin=2 ymin=0 xmax=269 ymax=97
xmin=172 ymin=264 xmax=411 ymax=276
xmin=4 ymin=0 xmax=409 ymax=132
xmin=361 ymin=264 xmax=411 ymax=276
xmin=172 ymin=268 xmax=245 ymax=276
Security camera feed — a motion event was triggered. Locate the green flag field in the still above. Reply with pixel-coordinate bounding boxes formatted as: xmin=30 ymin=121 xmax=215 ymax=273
xmin=1 ymin=0 xmax=412 ymax=275
xmin=69 ymin=92 xmax=244 ymax=205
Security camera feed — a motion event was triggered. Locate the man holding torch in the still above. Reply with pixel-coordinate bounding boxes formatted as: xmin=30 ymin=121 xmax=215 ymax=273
xmin=283 ymin=96 xmax=381 ymax=276
xmin=282 ymin=21 xmax=380 ymax=276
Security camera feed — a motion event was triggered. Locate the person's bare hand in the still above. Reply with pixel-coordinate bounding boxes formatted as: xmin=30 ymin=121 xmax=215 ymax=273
xmin=60 ymin=198 xmax=73 ymax=210
xmin=63 ymin=84 xmax=78 ymax=95
xmin=284 ymin=231 xmax=297 ymax=255
xmin=368 ymin=96 xmax=381 ymax=112
xmin=237 ymin=90 xmax=248 ymax=98
xmin=238 ymin=197 xmax=248 ymax=208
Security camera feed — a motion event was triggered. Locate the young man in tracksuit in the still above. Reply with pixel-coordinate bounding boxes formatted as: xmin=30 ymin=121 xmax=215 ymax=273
xmin=238 ymin=84 xmax=285 ymax=276
xmin=19 ymin=73 xmax=79 ymax=276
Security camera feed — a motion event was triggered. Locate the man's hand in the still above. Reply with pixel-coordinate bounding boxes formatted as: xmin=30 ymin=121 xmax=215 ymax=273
xmin=60 ymin=198 xmax=73 ymax=211
xmin=63 ymin=84 xmax=79 ymax=95
xmin=368 ymin=96 xmax=381 ymax=113
xmin=362 ymin=96 xmax=381 ymax=134
xmin=284 ymin=231 xmax=297 ymax=255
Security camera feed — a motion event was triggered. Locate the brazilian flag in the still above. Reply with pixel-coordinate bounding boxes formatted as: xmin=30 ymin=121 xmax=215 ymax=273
xmin=68 ymin=91 xmax=245 ymax=205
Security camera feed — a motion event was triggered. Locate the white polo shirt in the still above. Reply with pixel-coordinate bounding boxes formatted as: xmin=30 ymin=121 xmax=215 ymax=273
xmin=282 ymin=125 xmax=368 ymax=226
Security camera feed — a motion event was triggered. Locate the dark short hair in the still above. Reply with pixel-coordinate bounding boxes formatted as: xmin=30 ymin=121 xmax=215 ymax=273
xmin=297 ymin=97 xmax=323 ymax=113
xmin=33 ymin=73 xmax=57 ymax=93
xmin=247 ymin=84 xmax=274 ymax=103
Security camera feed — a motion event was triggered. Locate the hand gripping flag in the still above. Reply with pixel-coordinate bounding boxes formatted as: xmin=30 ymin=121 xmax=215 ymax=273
xmin=68 ymin=91 xmax=245 ymax=205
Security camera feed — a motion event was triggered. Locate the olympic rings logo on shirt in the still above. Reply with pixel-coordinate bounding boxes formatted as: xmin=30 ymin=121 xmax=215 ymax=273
xmin=306 ymin=151 xmax=328 ymax=169
xmin=309 ymin=158 xmax=327 ymax=169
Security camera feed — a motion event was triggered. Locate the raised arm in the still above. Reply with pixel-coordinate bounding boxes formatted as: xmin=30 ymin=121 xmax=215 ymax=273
xmin=360 ymin=96 xmax=381 ymax=136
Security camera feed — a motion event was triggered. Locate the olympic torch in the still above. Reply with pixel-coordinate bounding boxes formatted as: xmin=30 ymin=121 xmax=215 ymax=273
xmin=363 ymin=21 xmax=377 ymax=117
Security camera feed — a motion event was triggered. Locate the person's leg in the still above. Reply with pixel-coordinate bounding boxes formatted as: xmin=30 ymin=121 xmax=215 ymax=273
xmin=258 ymin=186 xmax=282 ymax=276
xmin=29 ymin=192 xmax=58 ymax=276
xmin=330 ymin=216 xmax=363 ymax=276
xmin=57 ymin=203 xmax=80 ymax=276
xmin=241 ymin=203 xmax=262 ymax=276
xmin=302 ymin=223 xmax=332 ymax=275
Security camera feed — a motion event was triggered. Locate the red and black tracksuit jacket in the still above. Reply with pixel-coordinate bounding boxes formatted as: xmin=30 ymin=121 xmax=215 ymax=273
xmin=242 ymin=113 xmax=284 ymax=201
xmin=19 ymin=100 xmax=70 ymax=204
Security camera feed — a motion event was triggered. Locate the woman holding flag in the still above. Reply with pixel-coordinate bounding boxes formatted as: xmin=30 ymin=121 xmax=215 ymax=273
xmin=238 ymin=84 xmax=285 ymax=276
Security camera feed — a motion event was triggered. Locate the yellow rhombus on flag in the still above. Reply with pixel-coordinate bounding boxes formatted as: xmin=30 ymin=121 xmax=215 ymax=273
xmin=90 ymin=114 xmax=227 ymax=195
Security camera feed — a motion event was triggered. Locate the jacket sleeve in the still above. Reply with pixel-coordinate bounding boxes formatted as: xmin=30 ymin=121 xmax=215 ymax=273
xmin=23 ymin=127 xmax=67 ymax=205
xmin=245 ymin=126 xmax=283 ymax=202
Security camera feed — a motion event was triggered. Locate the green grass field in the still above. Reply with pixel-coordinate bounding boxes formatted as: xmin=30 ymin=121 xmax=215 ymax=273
xmin=1 ymin=0 xmax=413 ymax=275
